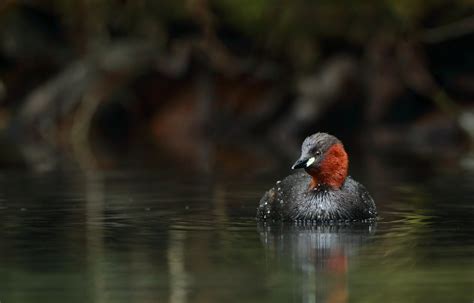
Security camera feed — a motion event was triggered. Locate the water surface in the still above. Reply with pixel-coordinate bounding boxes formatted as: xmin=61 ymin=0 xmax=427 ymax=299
xmin=0 ymin=154 xmax=472 ymax=303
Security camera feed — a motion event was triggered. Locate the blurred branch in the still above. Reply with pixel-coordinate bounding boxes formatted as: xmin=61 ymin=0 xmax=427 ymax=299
xmin=397 ymin=39 xmax=461 ymax=118
xmin=70 ymin=85 xmax=104 ymax=170
xmin=432 ymin=90 xmax=461 ymax=118
xmin=188 ymin=0 xmax=241 ymax=74
xmin=423 ymin=15 xmax=474 ymax=44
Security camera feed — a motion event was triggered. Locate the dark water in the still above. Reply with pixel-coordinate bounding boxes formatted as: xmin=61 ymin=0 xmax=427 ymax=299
xmin=0 ymin=153 xmax=473 ymax=303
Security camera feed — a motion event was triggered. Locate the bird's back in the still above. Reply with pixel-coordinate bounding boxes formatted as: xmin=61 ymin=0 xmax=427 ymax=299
xmin=257 ymin=172 xmax=376 ymax=222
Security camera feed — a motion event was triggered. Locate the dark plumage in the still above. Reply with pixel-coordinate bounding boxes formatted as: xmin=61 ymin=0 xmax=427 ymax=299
xmin=257 ymin=133 xmax=377 ymax=223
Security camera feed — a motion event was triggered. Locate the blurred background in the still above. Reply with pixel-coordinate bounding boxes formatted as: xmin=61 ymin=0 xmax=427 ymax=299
xmin=0 ymin=0 xmax=473 ymax=172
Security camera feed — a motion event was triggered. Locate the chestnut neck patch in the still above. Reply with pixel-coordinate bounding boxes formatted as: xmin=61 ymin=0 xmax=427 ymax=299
xmin=308 ymin=143 xmax=348 ymax=190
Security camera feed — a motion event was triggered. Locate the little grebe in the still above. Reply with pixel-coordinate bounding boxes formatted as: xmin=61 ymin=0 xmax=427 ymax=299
xmin=257 ymin=132 xmax=377 ymax=222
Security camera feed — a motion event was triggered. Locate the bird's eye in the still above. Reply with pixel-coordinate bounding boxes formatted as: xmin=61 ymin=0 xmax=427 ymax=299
xmin=315 ymin=150 xmax=321 ymax=156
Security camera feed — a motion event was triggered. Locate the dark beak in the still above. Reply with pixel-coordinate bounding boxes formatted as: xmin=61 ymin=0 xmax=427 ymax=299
xmin=291 ymin=158 xmax=309 ymax=170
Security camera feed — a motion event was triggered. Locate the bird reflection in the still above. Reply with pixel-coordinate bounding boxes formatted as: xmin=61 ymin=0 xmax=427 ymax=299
xmin=258 ymin=223 xmax=376 ymax=303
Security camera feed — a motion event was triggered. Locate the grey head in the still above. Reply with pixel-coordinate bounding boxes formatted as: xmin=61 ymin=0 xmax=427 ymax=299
xmin=291 ymin=132 xmax=341 ymax=170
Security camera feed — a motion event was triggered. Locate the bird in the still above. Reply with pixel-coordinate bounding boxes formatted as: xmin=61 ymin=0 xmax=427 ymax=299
xmin=257 ymin=132 xmax=377 ymax=223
